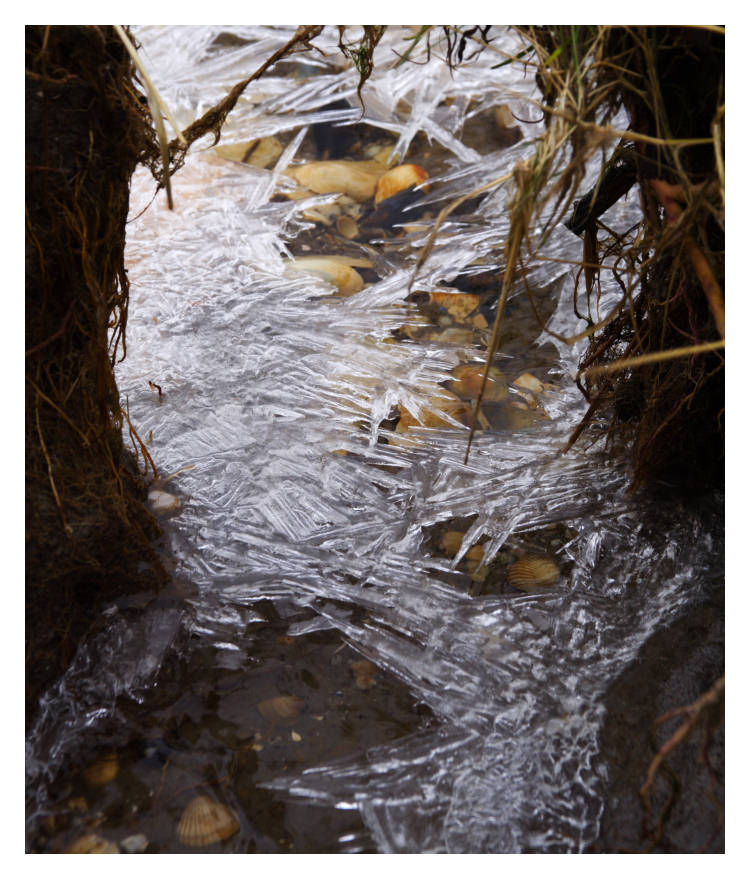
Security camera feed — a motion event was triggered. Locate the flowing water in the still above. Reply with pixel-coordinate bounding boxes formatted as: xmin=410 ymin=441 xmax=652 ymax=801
xmin=25 ymin=26 xmax=724 ymax=853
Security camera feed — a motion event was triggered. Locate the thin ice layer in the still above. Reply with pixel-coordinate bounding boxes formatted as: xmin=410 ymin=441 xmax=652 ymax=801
xmin=25 ymin=26 xmax=722 ymax=853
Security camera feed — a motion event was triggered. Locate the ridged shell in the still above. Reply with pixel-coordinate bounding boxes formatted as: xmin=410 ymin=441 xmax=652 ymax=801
xmin=65 ymin=833 xmax=119 ymax=854
xmin=439 ymin=530 xmax=486 ymax=561
xmin=257 ymin=694 xmax=305 ymax=725
xmin=373 ymin=164 xmax=429 ymax=206
xmin=177 ymin=796 xmax=239 ymax=847
xmin=449 ymin=363 xmax=508 ymax=402
xmin=83 ymin=753 xmax=119 ymax=788
xmin=507 ymin=557 xmax=560 ymax=592
xmin=286 ymin=160 xmax=386 ymax=202
xmin=288 ymin=256 xmax=364 ymax=296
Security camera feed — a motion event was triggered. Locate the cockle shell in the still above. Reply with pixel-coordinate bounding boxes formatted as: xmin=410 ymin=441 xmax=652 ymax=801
xmin=507 ymin=557 xmax=560 ymax=592
xmin=449 ymin=363 xmax=508 ymax=402
xmin=65 ymin=833 xmax=119 ymax=854
xmin=83 ymin=753 xmax=119 ymax=788
xmin=285 ymin=160 xmax=387 ymax=203
xmin=288 ymin=256 xmax=364 ymax=296
xmin=257 ymin=694 xmax=305 ymax=725
xmin=177 ymin=796 xmax=240 ymax=847
xmin=374 ymin=164 xmax=429 ymax=206
xmin=439 ymin=530 xmax=486 ymax=561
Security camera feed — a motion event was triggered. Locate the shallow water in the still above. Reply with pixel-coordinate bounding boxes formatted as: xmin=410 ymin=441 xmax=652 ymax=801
xmin=25 ymin=26 xmax=723 ymax=853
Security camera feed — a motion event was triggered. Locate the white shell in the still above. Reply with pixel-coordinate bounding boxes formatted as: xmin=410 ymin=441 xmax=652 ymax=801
xmin=214 ymin=136 xmax=283 ymax=168
xmin=285 ymin=160 xmax=386 ymax=203
xmin=148 ymin=489 xmax=181 ymax=515
xmin=120 ymin=833 xmax=149 ymax=854
xmin=288 ymin=256 xmax=364 ymax=296
xmin=257 ymin=694 xmax=305 ymax=725
xmin=177 ymin=796 xmax=240 ymax=847
xmin=512 ymin=372 xmax=544 ymax=394
xmin=336 ymin=214 xmax=360 ymax=239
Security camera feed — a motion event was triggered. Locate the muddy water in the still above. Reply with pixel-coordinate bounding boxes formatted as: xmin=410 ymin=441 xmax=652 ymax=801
xmin=25 ymin=27 xmax=723 ymax=853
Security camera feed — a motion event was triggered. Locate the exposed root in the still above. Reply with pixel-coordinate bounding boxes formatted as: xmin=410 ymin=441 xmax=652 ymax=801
xmin=639 ymin=675 xmax=725 ymax=849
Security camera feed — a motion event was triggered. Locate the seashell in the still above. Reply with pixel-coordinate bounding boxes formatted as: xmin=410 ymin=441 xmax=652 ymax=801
xmin=350 ymin=659 xmax=378 ymax=689
xmin=120 ymin=833 xmax=149 ymax=854
xmin=214 ymin=136 xmax=283 ymax=168
xmin=374 ymin=164 xmax=429 ymax=206
xmin=285 ymin=160 xmax=387 ymax=203
xmin=83 ymin=753 xmax=119 ymax=788
xmin=65 ymin=833 xmax=119 ymax=854
xmin=336 ymin=214 xmax=360 ymax=239
xmin=494 ymin=104 xmax=516 ymax=129
xmin=257 ymin=694 xmax=305 ymax=725
xmin=288 ymin=256 xmax=364 ymax=296
xmin=429 ymin=290 xmax=480 ymax=321
xmin=507 ymin=557 xmax=560 ymax=592
xmin=396 ymin=391 xmax=470 ymax=433
xmin=449 ymin=363 xmax=508 ymax=403
xmin=290 ymin=730 xmax=302 ymax=742
xmin=148 ymin=489 xmax=181 ymax=515
xmin=177 ymin=796 xmax=240 ymax=847
xmin=422 ymin=327 xmax=478 ymax=346
xmin=512 ymin=372 xmax=544 ymax=394
xmin=301 ymin=202 xmax=341 ymax=226
xmin=493 ymin=104 xmax=522 ymax=147
xmin=439 ymin=530 xmax=486 ymax=561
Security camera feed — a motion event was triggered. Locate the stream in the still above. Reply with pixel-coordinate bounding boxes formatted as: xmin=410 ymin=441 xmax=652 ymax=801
xmin=25 ymin=26 xmax=724 ymax=854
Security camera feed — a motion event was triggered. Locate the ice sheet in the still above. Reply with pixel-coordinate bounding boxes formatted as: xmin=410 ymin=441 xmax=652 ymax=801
xmin=26 ymin=26 xmax=723 ymax=852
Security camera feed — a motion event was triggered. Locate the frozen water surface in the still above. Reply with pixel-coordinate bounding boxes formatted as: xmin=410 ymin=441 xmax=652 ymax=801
xmin=25 ymin=26 xmax=723 ymax=853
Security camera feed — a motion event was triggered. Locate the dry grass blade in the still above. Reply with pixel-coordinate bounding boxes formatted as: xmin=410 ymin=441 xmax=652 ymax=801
xmin=407 ymin=172 xmax=512 ymax=293
xmin=580 ymin=340 xmax=725 ymax=377
xmin=114 ymin=24 xmax=184 ymax=209
xmin=463 ymin=184 xmax=528 ymax=464
xmin=114 ymin=25 xmax=186 ymax=146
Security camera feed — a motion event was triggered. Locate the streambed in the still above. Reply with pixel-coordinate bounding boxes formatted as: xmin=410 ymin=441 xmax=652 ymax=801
xmin=25 ymin=26 xmax=724 ymax=853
